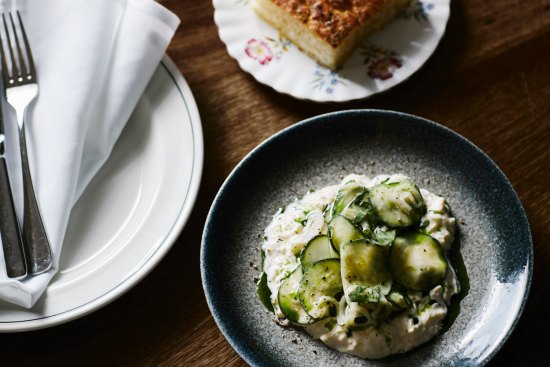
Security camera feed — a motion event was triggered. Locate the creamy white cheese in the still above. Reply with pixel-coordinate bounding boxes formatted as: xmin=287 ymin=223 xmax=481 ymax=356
xmin=261 ymin=174 xmax=459 ymax=359
xmin=306 ymin=304 xmax=446 ymax=359
xmin=420 ymin=189 xmax=456 ymax=250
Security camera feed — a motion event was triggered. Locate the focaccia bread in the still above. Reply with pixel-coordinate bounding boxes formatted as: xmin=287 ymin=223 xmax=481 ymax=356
xmin=252 ymin=0 xmax=409 ymax=70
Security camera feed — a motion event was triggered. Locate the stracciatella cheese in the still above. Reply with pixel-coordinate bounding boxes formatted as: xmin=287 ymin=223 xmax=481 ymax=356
xmin=260 ymin=174 xmax=460 ymax=359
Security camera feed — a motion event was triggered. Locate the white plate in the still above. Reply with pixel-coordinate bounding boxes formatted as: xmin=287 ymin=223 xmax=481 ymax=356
xmin=214 ymin=0 xmax=450 ymax=102
xmin=0 ymin=56 xmax=204 ymax=331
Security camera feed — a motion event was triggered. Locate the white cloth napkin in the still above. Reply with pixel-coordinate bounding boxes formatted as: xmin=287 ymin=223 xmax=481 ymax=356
xmin=0 ymin=0 xmax=180 ymax=307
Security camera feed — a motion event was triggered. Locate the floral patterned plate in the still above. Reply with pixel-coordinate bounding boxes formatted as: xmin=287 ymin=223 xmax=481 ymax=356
xmin=213 ymin=0 xmax=450 ymax=102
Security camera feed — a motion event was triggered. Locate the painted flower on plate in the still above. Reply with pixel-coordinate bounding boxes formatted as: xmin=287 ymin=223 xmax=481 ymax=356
xmin=399 ymin=0 xmax=435 ymax=22
xmin=368 ymin=57 xmax=403 ymax=80
xmin=362 ymin=43 xmax=403 ymax=80
xmin=312 ymin=65 xmax=345 ymax=94
xmin=245 ymin=38 xmax=274 ymax=65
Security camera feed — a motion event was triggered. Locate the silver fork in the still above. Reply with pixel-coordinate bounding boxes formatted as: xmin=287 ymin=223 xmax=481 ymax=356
xmin=0 ymin=11 xmax=51 ymax=275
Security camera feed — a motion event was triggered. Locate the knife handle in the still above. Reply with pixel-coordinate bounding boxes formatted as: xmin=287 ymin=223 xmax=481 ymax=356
xmin=19 ymin=127 xmax=52 ymax=275
xmin=0 ymin=154 xmax=27 ymax=279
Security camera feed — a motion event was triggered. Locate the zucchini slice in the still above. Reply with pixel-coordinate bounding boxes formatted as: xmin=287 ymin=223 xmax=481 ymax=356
xmin=299 ymin=259 xmax=343 ymax=320
xmin=333 ymin=182 xmax=370 ymax=224
xmin=390 ymin=232 xmax=448 ymax=291
xmin=300 ymin=235 xmax=339 ymax=271
xmin=340 ymin=239 xmax=392 ymax=303
xmin=328 ymin=215 xmax=365 ymax=252
xmin=278 ymin=266 xmax=315 ymax=324
xmin=333 ymin=182 xmax=366 ymax=215
xmin=369 ymin=180 xmax=426 ymax=227
xmin=340 ymin=203 xmax=370 ymax=224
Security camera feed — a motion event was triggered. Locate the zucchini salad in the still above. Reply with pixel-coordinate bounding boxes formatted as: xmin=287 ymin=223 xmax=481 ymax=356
xmin=257 ymin=174 xmax=460 ymax=359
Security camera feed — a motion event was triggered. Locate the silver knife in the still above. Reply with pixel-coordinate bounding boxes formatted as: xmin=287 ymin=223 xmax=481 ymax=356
xmin=0 ymin=101 xmax=26 ymax=279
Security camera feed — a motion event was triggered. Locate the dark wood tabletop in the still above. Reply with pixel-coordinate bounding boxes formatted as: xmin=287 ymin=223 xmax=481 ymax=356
xmin=0 ymin=0 xmax=548 ymax=366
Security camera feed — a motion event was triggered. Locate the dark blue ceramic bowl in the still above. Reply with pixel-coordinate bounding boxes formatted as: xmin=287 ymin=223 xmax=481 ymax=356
xmin=201 ymin=110 xmax=532 ymax=367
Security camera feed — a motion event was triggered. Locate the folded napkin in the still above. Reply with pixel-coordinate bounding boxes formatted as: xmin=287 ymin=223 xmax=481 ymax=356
xmin=0 ymin=0 xmax=180 ymax=307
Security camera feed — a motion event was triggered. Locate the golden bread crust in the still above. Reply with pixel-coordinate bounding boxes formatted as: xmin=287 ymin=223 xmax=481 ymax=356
xmin=270 ymin=0 xmax=388 ymax=47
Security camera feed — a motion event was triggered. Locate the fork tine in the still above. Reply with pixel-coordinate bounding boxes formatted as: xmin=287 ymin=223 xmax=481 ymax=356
xmin=9 ymin=12 xmax=28 ymax=79
xmin=0 ymin=11 xmax=36 ymax=86
xmin=0 ymin=16 xmax=7 ymax=85
xmin=1 ymin=13 xmax=18 ymax=81
xmin=15 ymin=12 xmax=34 ymax=78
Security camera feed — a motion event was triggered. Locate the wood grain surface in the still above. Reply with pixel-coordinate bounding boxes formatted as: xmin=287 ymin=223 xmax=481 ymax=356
xmin=0 ymin=0 xmax=548 ymax=366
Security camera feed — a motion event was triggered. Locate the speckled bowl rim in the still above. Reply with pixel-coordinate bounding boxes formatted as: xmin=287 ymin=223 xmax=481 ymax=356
xmin=201 ymin=109 xmax=533 ymax=366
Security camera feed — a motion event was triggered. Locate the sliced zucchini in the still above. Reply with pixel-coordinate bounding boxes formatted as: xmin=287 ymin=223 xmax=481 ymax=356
xmin=369 ymin=180 xmax=426 ymax=227
xmin=340 ymin=203 xmax=369 ymax=224
xmin=333 ymin=182 xmax=366 ymax=215
xmin=328 ymin=215 xmax=365 ymax=252
xmin=299 ymin=259 xmax=343 ymax=320
xmin=333 ymin=182 xmax=371 ymax=224
xmin=390 ymin=232 xmax=448 ymax=291
xmin=340 ymin=239 xmax=392 ymax=303
xmin=278 ymin=266 xmax=315 ymax=324
xmin=300 ymin=235 xmax=339 ymax=271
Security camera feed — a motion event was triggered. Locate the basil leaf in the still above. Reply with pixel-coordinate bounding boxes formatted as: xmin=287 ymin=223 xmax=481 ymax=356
xmin=256 ymin=272 xmax=274 ymax=312
xmin=373 ymin=227 xmax=396 ymax=247
xmin=348 ymin=285 xmax=382 ymax=303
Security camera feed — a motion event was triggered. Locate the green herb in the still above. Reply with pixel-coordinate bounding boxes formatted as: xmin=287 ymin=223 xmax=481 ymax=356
xmin=256 ymin=272 xmax=273 ymax=312
xmin=372 ymin=227 xmax=396 ymax=246
xmin=348 ymin=285 xmax=382 ymax=303
xmin=294 ymin=218 xmax=307 ymax=226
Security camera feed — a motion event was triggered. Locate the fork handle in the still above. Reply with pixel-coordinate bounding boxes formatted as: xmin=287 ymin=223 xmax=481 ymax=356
xmin=0 ymin=153 xmax=27 ymax=278
xmin=19 ymin=127 xmax=52 ymax=275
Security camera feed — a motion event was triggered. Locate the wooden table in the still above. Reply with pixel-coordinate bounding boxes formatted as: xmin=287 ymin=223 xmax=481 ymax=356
xmin=0 ymin=0 xmax=548 ymax=366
